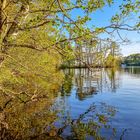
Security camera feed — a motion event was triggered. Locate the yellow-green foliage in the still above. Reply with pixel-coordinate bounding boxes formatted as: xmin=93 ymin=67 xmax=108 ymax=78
xmin=0 ymin=47 xmax=64 ymax=97
xmin=0 ymin=47 xmax=64 ymax=139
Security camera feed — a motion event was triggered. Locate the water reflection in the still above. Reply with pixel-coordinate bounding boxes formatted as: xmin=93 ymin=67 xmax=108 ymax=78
xmin=62 ymin=68 xmax=120 ymax=100
xmin=75 ymin=69 xmax=98 ymax=100
xmin=0 ymin=93 xmax=63 ymax=139
xmin=58 ymin=67 xmax=140 ymax=139
xmin=55 ymin=102 xmax=117 ymax=140
xmin=56 ymin=68 xmax=121 ymax=139
xmin=122 ymin=66 xmax=140 ymax=77
xmin=0 ymin=67 xmax=140 ymax=139
xmin=60 ymin=69 xmax=74 ymax=97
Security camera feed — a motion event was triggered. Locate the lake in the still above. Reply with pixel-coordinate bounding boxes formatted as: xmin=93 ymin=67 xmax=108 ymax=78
xmin=52 ymin=67 xmax=140 ymax=140
xmin=1 ymin=67 xmax=140 ymax=140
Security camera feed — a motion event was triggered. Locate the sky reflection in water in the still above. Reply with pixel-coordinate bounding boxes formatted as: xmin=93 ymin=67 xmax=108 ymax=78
xmin=55 ymin=67 xmax=140 ymax=140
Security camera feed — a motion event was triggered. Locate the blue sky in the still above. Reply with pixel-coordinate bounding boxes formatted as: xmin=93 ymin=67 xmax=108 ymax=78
xmin=70 ymin=0 xmax=140 ymax=56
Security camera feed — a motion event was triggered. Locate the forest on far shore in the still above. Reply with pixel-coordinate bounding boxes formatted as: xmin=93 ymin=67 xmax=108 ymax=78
xmin=123 ymin=53 xmax=140 ymax=66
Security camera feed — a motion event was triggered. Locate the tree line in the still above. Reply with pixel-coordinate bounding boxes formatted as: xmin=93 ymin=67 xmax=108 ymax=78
xmin=123 ymin=53 xmax=140 ymax=66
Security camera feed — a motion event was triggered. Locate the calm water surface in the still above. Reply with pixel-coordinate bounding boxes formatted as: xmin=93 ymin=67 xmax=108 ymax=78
xmin=1 ymin=67 xmax=140 ymax=140
xmin=53 ymin=67 xmax=140 ymax=140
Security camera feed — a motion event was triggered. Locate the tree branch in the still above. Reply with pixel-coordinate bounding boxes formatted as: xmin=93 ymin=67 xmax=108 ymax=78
xmin=30 ymin=6 xmax=81 ymax=14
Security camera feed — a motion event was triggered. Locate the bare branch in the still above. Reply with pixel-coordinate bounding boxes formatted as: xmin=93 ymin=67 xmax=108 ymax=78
xmin=19 ymin=20 xmax=52 ymax=31
xmin=30 ymin=6 xmax=81 ymax=14
xmin=56 ymin=0 xmax=81 ymax=30
xmin=105 ymin=24 xmax=139 ymax=31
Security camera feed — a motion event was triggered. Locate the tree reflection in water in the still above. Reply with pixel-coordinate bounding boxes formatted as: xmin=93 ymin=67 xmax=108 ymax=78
xmin=53 ymin=102 xmax=117 ymax=140
xmin=0 ymin=68 xmax=122 ymax=140
xmin=0 ymin=100 xmax=117 ymax=139
xmin=55 ymin=68 xmax=121 ymax=139
xmin=122 ymin=66 xmax=140 ymax=77
xmin=61 ymin=68 xmax=120 ymax=100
